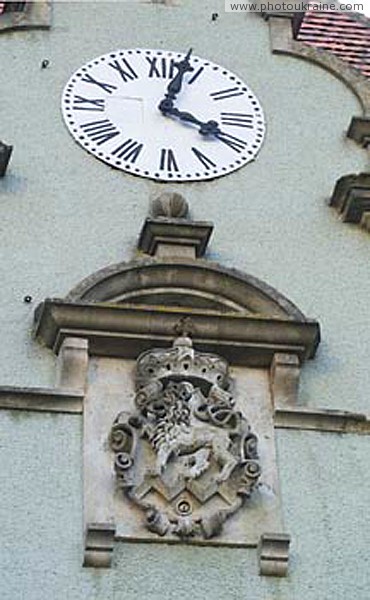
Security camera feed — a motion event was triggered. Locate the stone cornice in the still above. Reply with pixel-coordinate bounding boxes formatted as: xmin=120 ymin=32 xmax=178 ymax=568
xmin=275 ymin=407 xmax=370 ymax=434
xmin=34 ymin=299 xmax=320 ymax=367
xmin=1 ymin=384 xmax=370 ymax=436
xmin=0 ymin=386 xmax=83 ymax=413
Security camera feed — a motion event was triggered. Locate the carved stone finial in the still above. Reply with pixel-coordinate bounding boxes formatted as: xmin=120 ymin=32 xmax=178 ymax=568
xmin=174 ymin=316 xmax=194 ymax=338
xmin=151 ymin=192 xmax=189 ymax=219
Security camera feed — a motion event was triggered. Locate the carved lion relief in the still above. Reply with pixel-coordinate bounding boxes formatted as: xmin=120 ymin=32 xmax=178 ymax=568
xmin=110 ymin=335 xmax=261 ymax=540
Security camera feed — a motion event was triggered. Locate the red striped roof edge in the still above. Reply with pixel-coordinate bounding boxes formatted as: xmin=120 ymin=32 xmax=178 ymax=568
xmin=296 ymin=7 xmax=370 ymax=78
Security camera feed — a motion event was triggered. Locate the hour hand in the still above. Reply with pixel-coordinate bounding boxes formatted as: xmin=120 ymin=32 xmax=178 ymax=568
xmin=165 ymin=106 xmax=220 ymax=136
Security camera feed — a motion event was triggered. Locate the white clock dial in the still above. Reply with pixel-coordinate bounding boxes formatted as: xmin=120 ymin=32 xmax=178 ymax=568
xmin=61 ymin=49 xmax=266 ymax=182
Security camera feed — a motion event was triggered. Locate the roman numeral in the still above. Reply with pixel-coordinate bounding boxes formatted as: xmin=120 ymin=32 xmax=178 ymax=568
xmin=80 ymin=73 xmax=117 ymax=94
xmin=72 ymin=95 xmax=105 ymax=111
xmin=210 ymin=87 xmax=245 ymax=101
xmin=108 ymin=58 xmax=138 ymax=83
xmin=188 ymin=66 xmax=204 ymax=85
xmin=192 ymin=147 xmax=216 ymax=169
xmin=112 ymin=139 xmax=144 ymax=163
xmin=80 ymin=119 xmax=120 ymax=145
xmin=159 ymin=148 xmax=179 ymax=172
xmin=215 ymin=131 xmax=248 ymax=153
xmin=146 ymin=56 xmax=176 ymax=79
xmin=220 ymin=112 xmax=254 ymax=128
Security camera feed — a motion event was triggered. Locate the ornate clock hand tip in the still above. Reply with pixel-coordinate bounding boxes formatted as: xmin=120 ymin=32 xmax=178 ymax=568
xmin=200 ymin=120 xmax=220 ymax=136
xmin=158 ymin=97 xmax=174 ymax=114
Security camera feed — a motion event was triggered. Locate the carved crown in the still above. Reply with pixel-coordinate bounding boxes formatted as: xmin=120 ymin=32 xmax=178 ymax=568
xmin=136 ymin=335 xmax=229 ymax=390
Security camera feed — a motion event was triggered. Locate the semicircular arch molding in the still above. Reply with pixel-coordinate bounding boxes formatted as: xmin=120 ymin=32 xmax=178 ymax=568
xmin=65 ymin=258 xmax=306 ymax=321
xmin=266 ymin=16 xmax=370 ymax=115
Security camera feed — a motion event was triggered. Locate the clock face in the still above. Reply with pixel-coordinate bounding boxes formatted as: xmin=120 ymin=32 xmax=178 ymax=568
xmin=61 ymin=49 xmax=266 ymax=182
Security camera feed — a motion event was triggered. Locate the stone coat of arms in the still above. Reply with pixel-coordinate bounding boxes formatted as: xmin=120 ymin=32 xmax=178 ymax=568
xmin=110 ymin=334 xmax=261 ymax=540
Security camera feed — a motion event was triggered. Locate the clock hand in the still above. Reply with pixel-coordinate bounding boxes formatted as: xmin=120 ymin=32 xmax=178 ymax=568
xmin=164 ymin=106 xmax=221 ymax=136
xmin=167 ymin=108 xmax=246 ymax=152
xmin=158 ymin=48 xmax=194 ymax=114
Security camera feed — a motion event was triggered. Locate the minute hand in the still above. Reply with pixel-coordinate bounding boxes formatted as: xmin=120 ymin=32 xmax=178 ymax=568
xmin=158 ymin=49 xmax=194 ymax=114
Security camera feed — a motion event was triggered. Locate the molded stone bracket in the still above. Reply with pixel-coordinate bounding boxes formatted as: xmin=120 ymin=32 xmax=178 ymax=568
xmin=329 ymin=172 xmax=370 ymax=230
xmin=347 ymin=116 xmax=370 ymax=147
xmin=56 ymin=337 xmax=89 ymax=391
xmin=0 ymin=142 xmax=12 ymax=177
xmin=270 ymin=353 xmax=300 ymax=407
xmin=258 ymin=533 xmax=291 ymax=577
xmin=83 ymin=523 xmax=116 ymax=568
xmin=0 ymin=1 xmax=51 ymax=33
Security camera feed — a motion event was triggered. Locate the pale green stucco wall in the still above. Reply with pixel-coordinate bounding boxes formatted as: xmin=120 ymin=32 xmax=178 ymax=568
xmin=1 ymin=412 xmax=369 ymax=600
xmin=1 ymin=2 xmax=370 ymax=598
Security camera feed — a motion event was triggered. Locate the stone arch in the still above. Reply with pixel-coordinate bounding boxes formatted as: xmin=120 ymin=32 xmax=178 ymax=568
xmin=266 ymin=16 xmax=370 ymax=115
xmin=65 ymin=258 xmax=306 ymax=321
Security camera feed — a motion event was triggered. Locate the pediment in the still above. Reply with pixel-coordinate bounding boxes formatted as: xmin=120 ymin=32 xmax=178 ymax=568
xmin=35 ymin=257 xmax=319 ymax=367
xmin=65 ymin=258 xmax=306 ymax=321
xmin=34 ymin=199 xmax=319 ymax=366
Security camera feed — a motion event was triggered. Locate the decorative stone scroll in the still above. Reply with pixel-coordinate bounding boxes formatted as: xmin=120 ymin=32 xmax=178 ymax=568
xmin=110 ymin=334 xmax=261 ymax=540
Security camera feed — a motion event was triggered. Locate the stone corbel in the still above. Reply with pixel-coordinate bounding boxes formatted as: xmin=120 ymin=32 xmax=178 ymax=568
xmin=0 ymin=1 xmax=51 ymax=33
xmin=0 ymin=141 xmax=12 ymax=177
xmin=56 ymin=337 xmax=89 ymax=392
xmin=258 ymin=533 xmax=291 ymax=577
xmin=270 ymin=353 xmax=300 ymax=407
xmin=347 ymin=116 xmax=370 ymax=148
xmin=83 ymin=523 xmax=116 ymax=568
xmin=329 ymin=173 xmax=370 ymax=231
